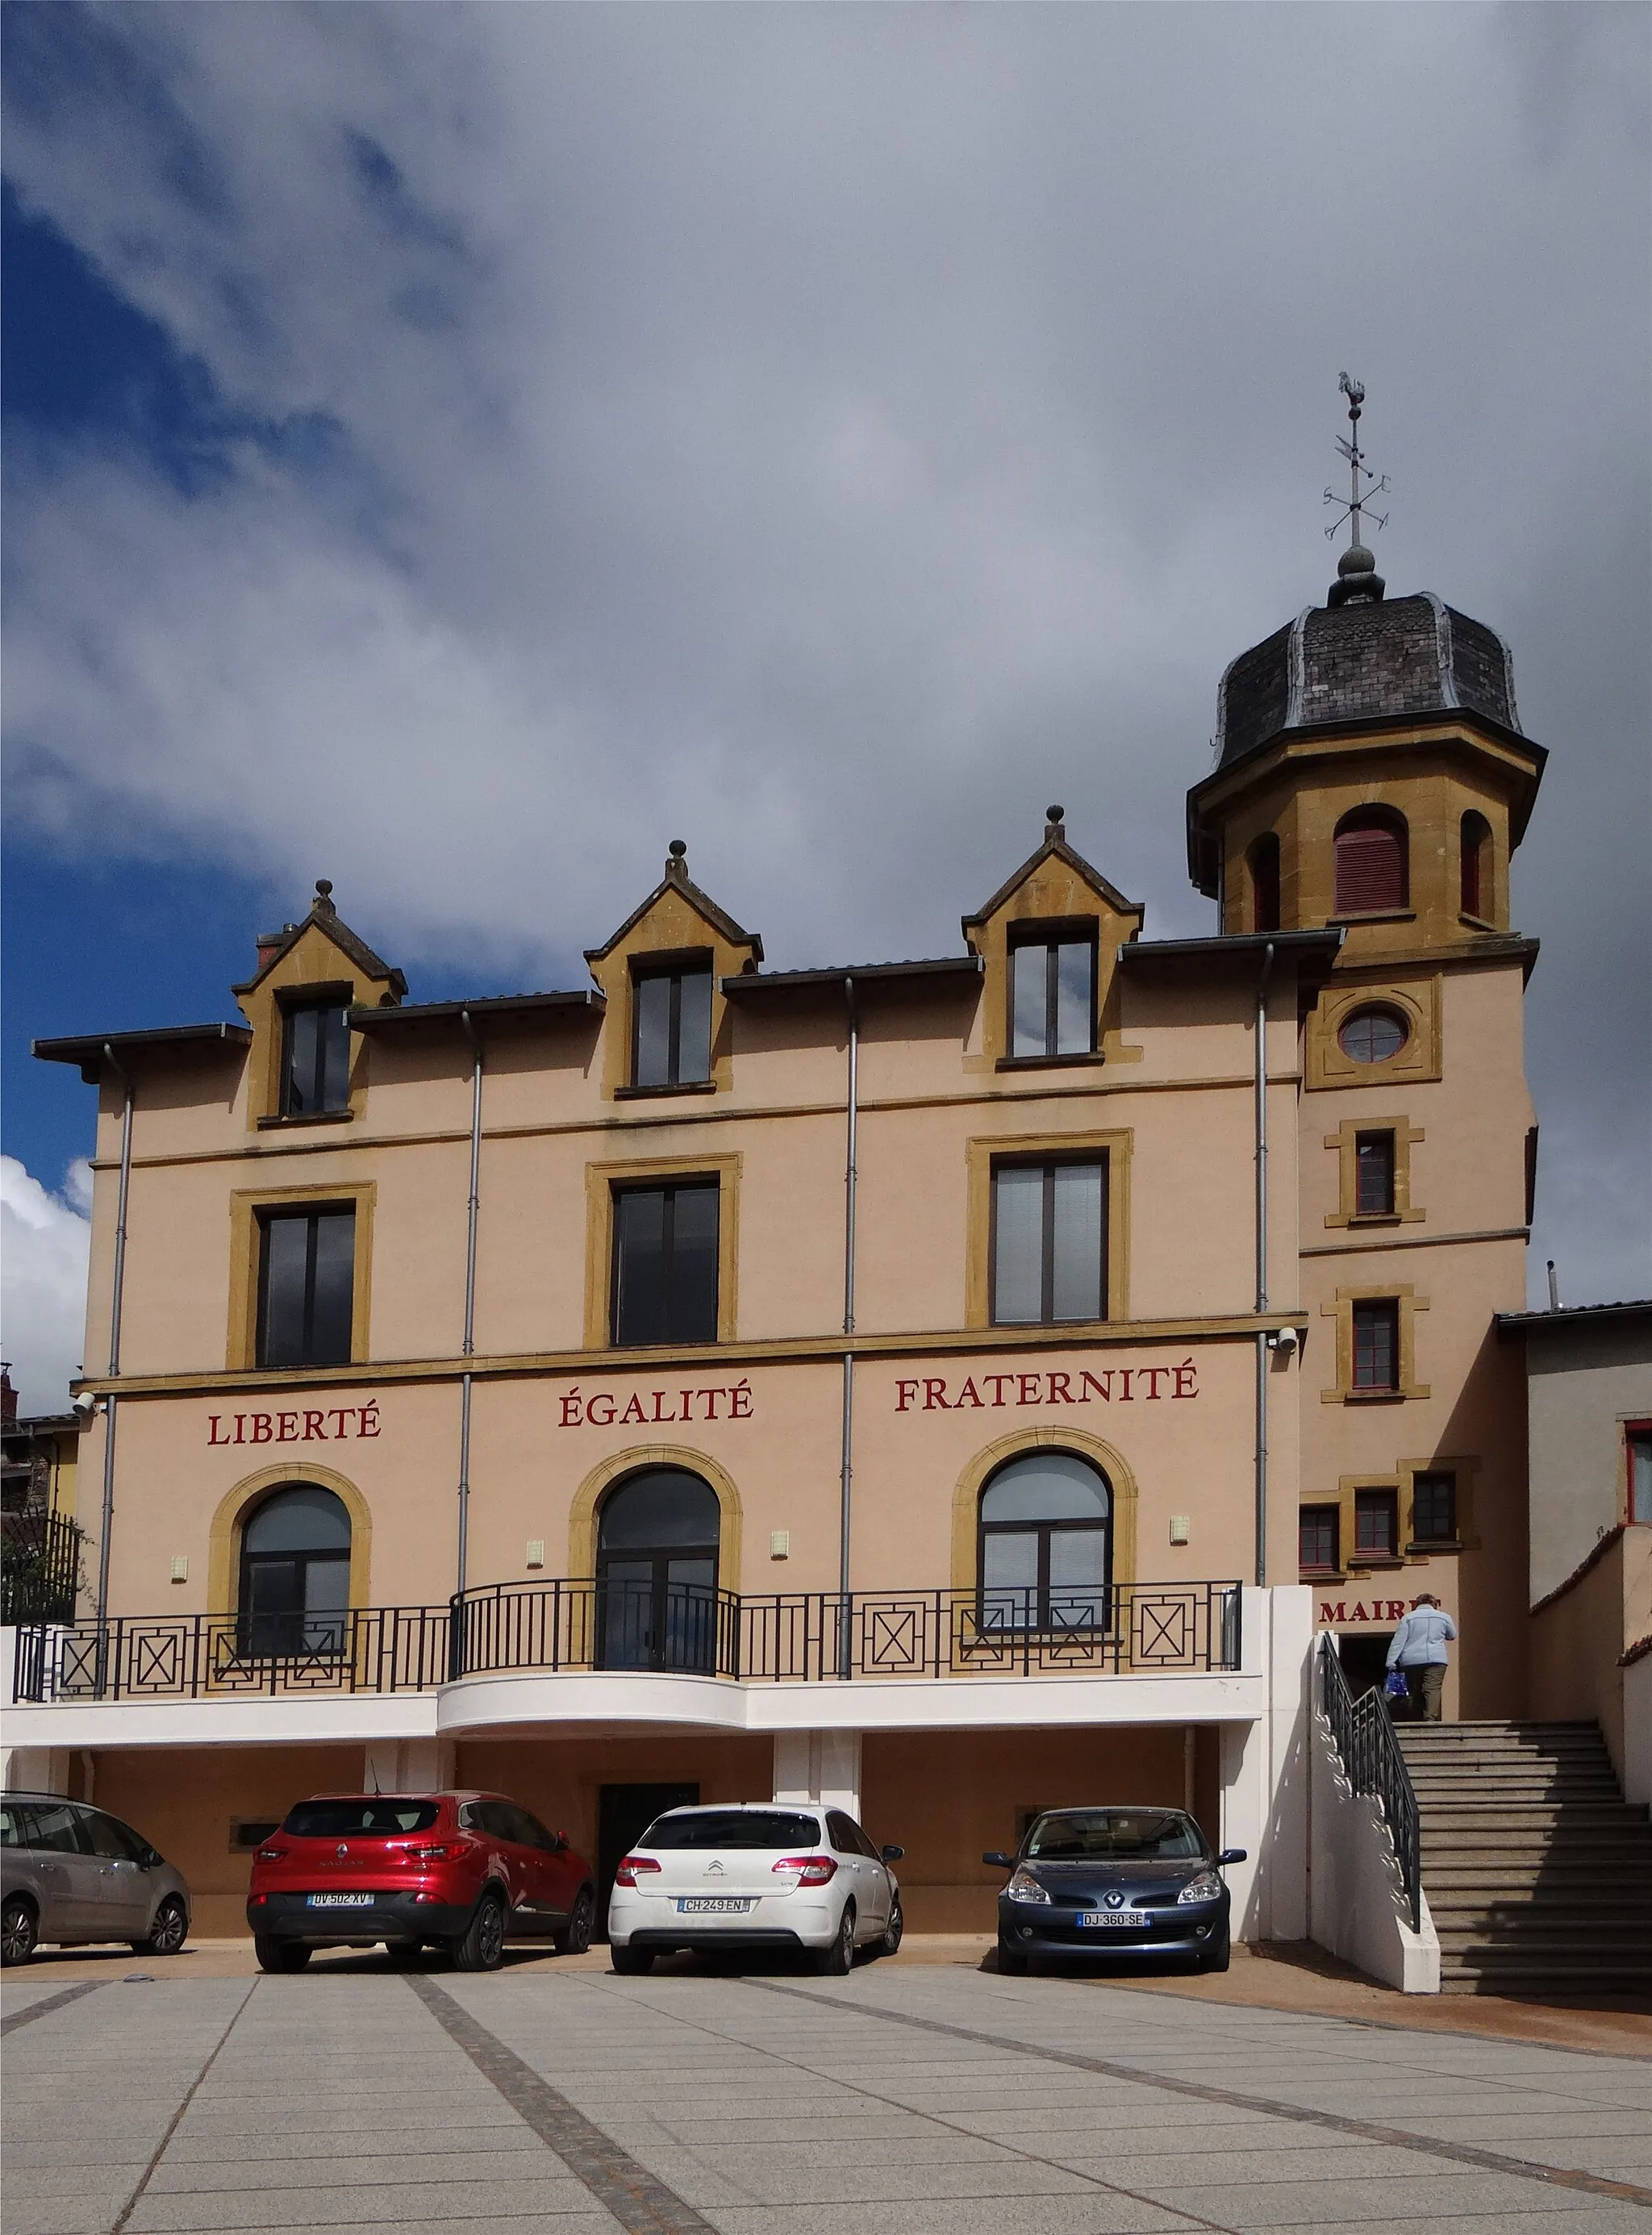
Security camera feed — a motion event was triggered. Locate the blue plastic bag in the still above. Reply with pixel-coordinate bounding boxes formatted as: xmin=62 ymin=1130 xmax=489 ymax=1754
xmin=1383 ymin=1670 xmax=1409 ymax=1701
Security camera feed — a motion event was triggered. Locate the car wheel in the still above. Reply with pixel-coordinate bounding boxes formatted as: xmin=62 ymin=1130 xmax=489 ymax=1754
xmin=385 ymin=1942 xmax=426 ymax=1967
xmin=877 ymin=1896 xmax=903 ymax=1958
xmin=554 ymin=1886 xmax=594 ymax=1956
xmin=131 ymin=1897 xmax=189 ymax=1957
xmin=254 ymin=1937 xmax=312 ymax=1973
xmin=995 ymin=1933 xmax=1028 ymax=1976
xmin=815 ymin=1901 xmax=856 ymax=1976
xmin=610 ymin=1943 xmax=653 ymax=1975
xmin=1194 ymin=1927 xmax=1230 ymax=1974
xmin=2 ymin=1895 xmax=39 ymax=1966
xmin=452 ymin=1891 xmax=507 ymax=1973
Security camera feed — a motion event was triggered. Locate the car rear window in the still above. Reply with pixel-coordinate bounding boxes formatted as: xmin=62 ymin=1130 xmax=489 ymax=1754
xmin=282 ymin=1799 xmax=441 ymax=1838
xmin=640 ymin=1809 xmax=822 ymax=1851
xmin=1025 ymin=1810 xmax=1205 ymax=1861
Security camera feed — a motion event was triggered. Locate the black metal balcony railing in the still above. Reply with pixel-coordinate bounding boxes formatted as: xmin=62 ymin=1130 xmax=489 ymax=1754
xmin=2 ymin=1508 xmax=84 ymax=1628
xmin=1316 ymin=1631 xmax=1421 ymax=1932
xmin=14 ymin=1577 xmax=1241 ymax=1704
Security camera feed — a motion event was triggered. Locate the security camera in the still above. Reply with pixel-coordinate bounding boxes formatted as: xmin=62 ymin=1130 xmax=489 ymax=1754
xmin=1268 ymin=1326 xmax=1299 ymax=1353
xmin=71 ymin=1390 xmax=99 ymax=1417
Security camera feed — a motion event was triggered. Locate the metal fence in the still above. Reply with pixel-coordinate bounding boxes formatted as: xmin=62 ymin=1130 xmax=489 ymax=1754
xmin=1 ymin=1507 xmax=84 ymax=1628
xmin=1316 ymin=1630 xmax=1421 ymax=1931
xmin=15 ymin=1576 xmax=1242 ymax=1703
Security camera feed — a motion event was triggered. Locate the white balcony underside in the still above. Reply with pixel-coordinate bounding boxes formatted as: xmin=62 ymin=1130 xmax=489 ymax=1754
xmin=1 ymin=1665 xmax=1265 ymax=1752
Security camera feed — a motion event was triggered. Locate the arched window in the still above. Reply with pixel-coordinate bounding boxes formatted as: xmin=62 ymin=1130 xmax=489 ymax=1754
xmin=238 ymin=1485 xmax=351 ymax=1660
xmin=1248 ymin=833 xmax=1281 ymax=933
xmin=1333 ymin=808 xmax=1408 ymax=915
xmin=1460 ymin=811 xmax=1491 ymax=919
xmin=978 ymin=1450 xmax=1111 ymax=1634
xmin=596 ymin=1467 xmax=722 ymax=1673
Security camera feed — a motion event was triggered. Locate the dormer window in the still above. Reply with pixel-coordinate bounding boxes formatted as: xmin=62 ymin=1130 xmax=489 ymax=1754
xmin=632 ymin=959 xmax=713 ymax=1088
xmin=281 ymin=997 xmax=351 ymax=1116
xmin=1008 ymin=927 xmax=1095 ymax=1060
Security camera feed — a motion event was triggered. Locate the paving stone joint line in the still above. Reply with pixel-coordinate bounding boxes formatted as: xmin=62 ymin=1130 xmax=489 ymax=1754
xmin=407 ymin=1970 xmax=719 ymax=2235
xmin=0 ymin=1979 xmax=104 ymax=2036
xmin=745 ymin=1979 xmax=1652 ymax=2210
xmin=109 ymin=1978 xmax=258 ymax=2235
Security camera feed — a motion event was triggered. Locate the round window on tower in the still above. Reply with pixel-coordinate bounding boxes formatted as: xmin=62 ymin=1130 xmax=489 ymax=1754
xmin=1337 ymin=1006 xmax=1408 ymax=1064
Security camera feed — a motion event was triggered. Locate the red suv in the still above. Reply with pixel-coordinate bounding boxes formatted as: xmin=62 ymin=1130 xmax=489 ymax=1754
xmin=247 ymin=1791 xmax=596 ymax=1973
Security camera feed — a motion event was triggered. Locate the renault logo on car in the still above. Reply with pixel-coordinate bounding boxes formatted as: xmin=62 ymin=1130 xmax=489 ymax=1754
xmin=1104 ymin=1890 xmax=1124 ymax=1908
xmin=336 ymin=1844 xmax=349 ymax=1859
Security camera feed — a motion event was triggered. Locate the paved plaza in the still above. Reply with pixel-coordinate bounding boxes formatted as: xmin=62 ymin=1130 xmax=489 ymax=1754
xmin=4 ymin=1955 xmax=1650 ymax=2235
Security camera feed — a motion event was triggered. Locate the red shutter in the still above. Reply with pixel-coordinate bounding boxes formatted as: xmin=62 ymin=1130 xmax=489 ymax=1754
xmin=1334 ymin=824 xmax=1405 ymax=914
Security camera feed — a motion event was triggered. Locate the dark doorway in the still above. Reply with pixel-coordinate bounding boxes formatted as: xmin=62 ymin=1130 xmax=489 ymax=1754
xmin=597 ymin=1781 xmax=699 ymax=1940
xmin=596 ymin=1469 xmax=721 ymax=1673
xmin=1337 ymin=1632 xmax=1393 ymax=1703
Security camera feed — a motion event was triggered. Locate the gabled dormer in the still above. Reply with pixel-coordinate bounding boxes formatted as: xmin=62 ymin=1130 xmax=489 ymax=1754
xmin=232 ymin=879 xmax=407 ymax=1131
xmin=584 ymin=842 xmax=761 ymax=1100
xmin=962 ymin=807 xmax=1144 ymax=1070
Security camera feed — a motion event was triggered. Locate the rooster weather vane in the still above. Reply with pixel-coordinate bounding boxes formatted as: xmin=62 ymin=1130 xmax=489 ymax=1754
xmin=1324 ymin=371 xmax=1390 ymax=547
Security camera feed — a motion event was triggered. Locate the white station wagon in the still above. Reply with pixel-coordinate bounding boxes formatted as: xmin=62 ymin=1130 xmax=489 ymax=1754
xmin=607 ymin=1802 xmax=904 ymax=1974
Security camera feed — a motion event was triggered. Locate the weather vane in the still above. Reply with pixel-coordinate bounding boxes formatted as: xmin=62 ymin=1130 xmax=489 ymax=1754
xmin=1324 ymin=371 xmax=1390 ymax=545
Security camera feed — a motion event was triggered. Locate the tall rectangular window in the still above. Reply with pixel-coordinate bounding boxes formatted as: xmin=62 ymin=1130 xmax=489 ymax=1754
xmin=281 ymin=999 xmax=352 ymax=1116
xmin=1009 ymin=932 xmax=1095 ymax=1059
xmin=257 ymin=1207 xmax=355 ymax=1367
xmin=1411 ymin=1473 xmax=1457 ymax=1544
xmin=991 ymin=1158 xmax=1107 ymax=1325
xmin=1355 ymin=1131 xmax=1395 ymax=1215
xmin=1352 ymin=1300 xmax=1399 ymax=1391
xmin=611 ymin=1181 xmax=720 ymax=1345
xmin=1299 ymin=1507 xmax=1338 ymax=1574
xmin=1629 ymin=1428 xmax=1652 ymax=1525
xmin=1354 ymin=1487 xmax=1399 ymax=1560
xmin=632 ymin=963 xmax=713 ymax=1088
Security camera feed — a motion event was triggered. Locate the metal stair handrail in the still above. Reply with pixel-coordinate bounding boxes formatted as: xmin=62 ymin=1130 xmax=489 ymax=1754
xmin=1317 ymin=1631 xmax=1422 ymax=1932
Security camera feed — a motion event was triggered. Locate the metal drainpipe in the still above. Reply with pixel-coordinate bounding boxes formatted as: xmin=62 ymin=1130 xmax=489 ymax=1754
xmin=1253 ymin=943 xmax=1274 ymax=1590
xmin=838 ymin=977 xmax=859 ymax=1679
xmin=455 ymin=1011 xmax=483 ymax=1609
xmin=94 ymin=1046 xmax=135 ymax=1642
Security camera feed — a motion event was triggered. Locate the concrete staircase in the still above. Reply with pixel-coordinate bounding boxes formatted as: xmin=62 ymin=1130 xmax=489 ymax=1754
xmin=1398 ymin=1720 xmax=1652 ymax=1996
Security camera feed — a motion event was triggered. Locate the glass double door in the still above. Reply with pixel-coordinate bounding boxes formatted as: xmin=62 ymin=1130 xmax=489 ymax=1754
xmin=596 ymin=1553 xmax=718 ymax=1673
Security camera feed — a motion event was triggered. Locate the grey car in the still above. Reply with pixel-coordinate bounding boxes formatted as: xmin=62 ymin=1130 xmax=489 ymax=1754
xmin=2 ymin=1791 xmax=191 ymax=1964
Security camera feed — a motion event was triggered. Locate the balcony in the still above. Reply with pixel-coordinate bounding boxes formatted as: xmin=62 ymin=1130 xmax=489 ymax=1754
xmin=13 ymin=1577 xmax=1241 ymax=1704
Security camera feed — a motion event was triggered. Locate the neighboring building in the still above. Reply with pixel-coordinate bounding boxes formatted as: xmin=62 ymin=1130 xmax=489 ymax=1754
xmin=0 ymin=1370 xmax=83 ymax=1628
xmin=1498 ymin=1299 xmax=1652 ymax=1803
xmin=4 ymin=537 xmax=1552 ymax=1941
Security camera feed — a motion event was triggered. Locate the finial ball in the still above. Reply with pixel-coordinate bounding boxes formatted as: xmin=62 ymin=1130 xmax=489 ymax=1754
xmin=1337 ymin=545 xmax=1375 ymax=578
xmin=315 ymin=878 xmax=333 ymax=899
xmin=1046 ymin=804 xmax=1064 ymax=826
xmin=668 ymin=839 xmax=687 ymax=860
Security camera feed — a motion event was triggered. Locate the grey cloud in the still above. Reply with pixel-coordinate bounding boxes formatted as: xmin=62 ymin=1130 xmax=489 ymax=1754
xmin=2 ymin=2 xmax=1648 ymax=1304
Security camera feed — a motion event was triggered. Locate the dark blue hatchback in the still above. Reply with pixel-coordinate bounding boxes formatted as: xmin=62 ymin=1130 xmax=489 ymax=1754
xmin=986 ymin=1807 xmax=1245 ymax=1975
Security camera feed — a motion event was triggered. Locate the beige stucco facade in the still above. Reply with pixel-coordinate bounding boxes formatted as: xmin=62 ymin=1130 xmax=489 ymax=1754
xmin=9 ymin=595 xmax=1559 ymax=1940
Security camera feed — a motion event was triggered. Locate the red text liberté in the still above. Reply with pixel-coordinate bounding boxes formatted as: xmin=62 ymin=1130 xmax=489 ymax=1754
xmin=895 ymin=1361 xmax=1199 ymax=1411
xmin=209 ymin=1403 xmax=380 ymax=1445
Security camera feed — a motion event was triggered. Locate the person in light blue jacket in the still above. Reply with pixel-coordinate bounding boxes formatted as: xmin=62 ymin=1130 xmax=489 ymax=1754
xmin=1386 ymin=1595 xmax=1457 ymax=1721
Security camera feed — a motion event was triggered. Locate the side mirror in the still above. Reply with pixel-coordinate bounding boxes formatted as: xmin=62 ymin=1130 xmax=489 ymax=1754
xmin=880 ymin=1844 xmax=904 ymax=1863
xmin=1217 ymin=1848 xmax=1248 ymax=1866
xmin=553 ymin=1833 xmax=569 ymax=1851
xmin=982 ymin=1851 xmax=1013 ymax=1869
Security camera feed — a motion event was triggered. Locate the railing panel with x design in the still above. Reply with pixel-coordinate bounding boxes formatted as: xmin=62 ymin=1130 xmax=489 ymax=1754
xmin=15 ymin=1578 xmax=1242 ymax=1702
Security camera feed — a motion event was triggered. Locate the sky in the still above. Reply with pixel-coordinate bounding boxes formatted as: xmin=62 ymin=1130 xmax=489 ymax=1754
xmin=2 ymin=2 xmax=1648 ymax=1411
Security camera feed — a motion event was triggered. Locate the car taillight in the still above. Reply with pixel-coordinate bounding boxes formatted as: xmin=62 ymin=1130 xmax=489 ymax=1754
xmin=615 ymin=1855 xmax=661 ymax=1887
xmin=406 ymin=1844 xmax=454 ymax=1862
xmin=774 ymin=1855 xmax=837 ymax=1886
xmin=254 ymin=1846 xmax=287 ymax=1864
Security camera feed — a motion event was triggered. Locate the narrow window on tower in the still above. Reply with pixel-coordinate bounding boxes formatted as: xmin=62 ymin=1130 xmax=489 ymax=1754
xmin=1299 ymin=1506 xmax=1339 ymax=1576
xmin=1354 ymin=1130 xmax=1396 ymax=1216
xmin=632 ymin=958 xmax=714 ymax=1089
xmin=281 ymin=998 xmax=352 ymax=1117
xmin=1354 ymin=1487 xmax=1399 ymax=1562
xmin=1248 ymin=833 xmax=1281 ymax=934
xmin=1460 ymin=811 xmax=1492 ymax=919
xmin=1351 ymin=1300 xmax=1400 ymax=1393
xmin=1333 ymin=808 xmax=1408 ymax=915
xmin=1007 ymin=927 xmax=1096 ymax=1060
xmin=1410 ymin=1473 xmax=1458 ymax=1546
